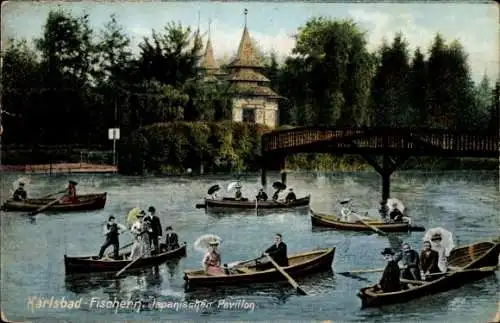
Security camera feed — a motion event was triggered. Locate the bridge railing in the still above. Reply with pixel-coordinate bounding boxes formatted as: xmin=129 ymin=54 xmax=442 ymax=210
xmin=262 ymin=127 xmax=499 ymax=153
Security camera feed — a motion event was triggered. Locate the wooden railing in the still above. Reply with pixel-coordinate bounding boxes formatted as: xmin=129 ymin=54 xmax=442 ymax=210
xmin=262 ymin=127 xmax=498 ymax=156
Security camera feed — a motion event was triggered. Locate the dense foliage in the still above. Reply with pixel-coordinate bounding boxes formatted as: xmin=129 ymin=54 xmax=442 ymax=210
xmin=2 ymin=10 xmax=498 ymax=173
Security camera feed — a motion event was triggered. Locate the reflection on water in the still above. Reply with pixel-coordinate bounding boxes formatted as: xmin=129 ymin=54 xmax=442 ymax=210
xmin=1 ymin=171 xmax=498 ymax=322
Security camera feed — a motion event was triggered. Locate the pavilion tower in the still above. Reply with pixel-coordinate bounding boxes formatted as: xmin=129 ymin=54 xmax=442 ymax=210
xmin=226 ymin=9 xmax=282 ymax=128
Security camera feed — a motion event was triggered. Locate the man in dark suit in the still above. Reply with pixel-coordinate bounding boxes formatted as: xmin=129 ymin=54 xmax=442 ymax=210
xmin=162 ymin=226 xmax=180 ymax=251
xmin=263 ymin=233 xmax=289 ymax=267
xmin=146 ymin=206 xmax=163 ymax=254
xmin=420 ymin=240 xmax=441 ymax=281
xmin=375 ymin=248 xmax=401 ymax=293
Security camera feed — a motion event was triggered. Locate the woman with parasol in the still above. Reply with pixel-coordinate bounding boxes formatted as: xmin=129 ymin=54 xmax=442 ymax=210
xmin=272 ymin=181 xmax=286 ymax=201
xmin=194 ymin=234 xmax=226 ymax=276
xmin=207 ymin=184 xmax=220 ymax=200
xmin=423 ymin=227 xmax=455 ymax=273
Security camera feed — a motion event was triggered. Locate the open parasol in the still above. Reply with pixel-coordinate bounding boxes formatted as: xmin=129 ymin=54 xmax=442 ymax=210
xmin=387 ymin=197 xmax=405 ymax=213
xmin=226 ymin=182 xmax=241 ymax=192
xmin=423 ymin=227 xmax=455 ymax=256
xmin=272 ymin=181 xmax=286 ymax=190
xmin=126 ymin=207 xmax=141 ymax=227
xmin=12 ymin=176 xmax=31 ymax=190
xmin=207 ymin=184 xmax=220 ymax=195
xmin=193 ymin=234 xmax=223 ymax=253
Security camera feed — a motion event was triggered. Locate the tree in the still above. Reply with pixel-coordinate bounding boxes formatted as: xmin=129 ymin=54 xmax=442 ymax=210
xmin=290 ymin=17 xmax=373 ymax=126
xmin=408 ymin=47 xmax=428 ymax=127
xmin=137 ymin=22 xmax=203 ymax=86
xmin=370 ymin=33 xmax=411 ymax=127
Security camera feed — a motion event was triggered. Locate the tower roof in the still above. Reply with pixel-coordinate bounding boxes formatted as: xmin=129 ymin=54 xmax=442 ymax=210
xmin=228 ymin=26 xmax=262 ymax=69
xmin=200 ymin=38 xmax=219 ymax=72
xmin=226 ymin=68 xmax=270 ymax=82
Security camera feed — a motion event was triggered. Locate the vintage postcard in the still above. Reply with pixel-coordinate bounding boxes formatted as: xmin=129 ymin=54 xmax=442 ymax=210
xmin=1 ymin=1 xmax=499 ymax=322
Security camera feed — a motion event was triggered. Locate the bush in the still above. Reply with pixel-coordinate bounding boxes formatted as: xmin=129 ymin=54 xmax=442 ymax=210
xmin=118 ymin=121 xmax=271 ymax=175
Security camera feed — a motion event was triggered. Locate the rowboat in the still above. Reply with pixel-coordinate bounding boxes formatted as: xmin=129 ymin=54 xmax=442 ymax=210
xmin=184 ymin=247 xmax=335 ymax=291
xmin=357 ymin=240 xmax=500 ymax=308
xmin=310 ymin=209 xmax=425 ymax=233
xmin=1 ymin=193 xmax=107 ymax=213
xmin=64 ymin=243 xmax=187 ymax=274
xmin=196 ymin=195 xmax=311 ymax=210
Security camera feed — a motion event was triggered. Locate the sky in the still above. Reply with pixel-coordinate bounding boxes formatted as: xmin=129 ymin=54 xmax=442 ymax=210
xmin=1 ymin=1 xmax=498 ymax=82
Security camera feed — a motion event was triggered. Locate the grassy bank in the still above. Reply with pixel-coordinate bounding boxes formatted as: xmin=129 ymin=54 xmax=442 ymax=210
xmin=285 ymin=154 xmax=497 ymax=172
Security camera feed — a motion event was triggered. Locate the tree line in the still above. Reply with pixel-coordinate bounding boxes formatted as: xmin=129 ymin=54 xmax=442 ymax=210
xmin=2 ymin=10 xmax=498 ymax=170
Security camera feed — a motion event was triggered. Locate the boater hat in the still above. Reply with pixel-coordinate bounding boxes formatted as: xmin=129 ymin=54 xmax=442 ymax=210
xmin=381 ymin=248 xmax=395 ymax=256
xmin=208 ymin=239 xmax=219 ymax=246
xmin=69 ymin=180 xmax=78 ymax=185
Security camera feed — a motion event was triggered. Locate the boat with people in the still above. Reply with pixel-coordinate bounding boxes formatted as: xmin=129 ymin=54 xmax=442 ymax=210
xmin=183 ymin=247 xmax=335 ymax=291
xmin=357 ymin=239 xmax=500 ymax=308
xmin=196 ymin=181 xmax=310 ymax=210
xmin=1 ymin=193 xmax=107 ymax=213
xmin=64 ymin=242 xmax=187 ymax=274
xmin=310 ymin=198 xmax=424 ymax=233
xmin=310 ymin=209 xmax=425 ymax=233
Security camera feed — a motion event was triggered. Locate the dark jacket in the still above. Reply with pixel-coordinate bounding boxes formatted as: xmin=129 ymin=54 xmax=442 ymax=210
xmin=389 ymin=209 xmax=403 ymax=222
xmin=420 ymin=249 xmax=440 ymax=274
xmin=13 ymin=188 xmax=27 ymax=201
xmin=265 ymin=242 xmax=288 ymax=267
xmin=149 ymin=215 xmax=162 ymax=237
xmin=285 ymin=192 xmax=296 ymax=203
xmin=256 ymin=191 xmax=268 ymax=201
xmin=379 ymin=260 xmax=401 ymax=292
xmin=164 ymin=232 xmax=179 ymax=250
xmin=396 ymin=249 xmax=421 ymax=280
xmin=105 ymin=223 xmax=120 ymax=241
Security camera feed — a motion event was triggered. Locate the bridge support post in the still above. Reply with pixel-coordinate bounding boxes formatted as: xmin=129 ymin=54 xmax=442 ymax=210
xmin=260 ymin=156 xmax=267 ymax=188
xmin=280 ymin=158 xmax=287 ymax=185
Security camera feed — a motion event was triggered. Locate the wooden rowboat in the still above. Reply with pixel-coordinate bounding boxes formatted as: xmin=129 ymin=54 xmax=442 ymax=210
xmin=357 ymin=240 xmax=500 ymax=308
xmin=184 ymin=247 xmax=335 ymax=291
xmin=1 ymin=193 xmax=107 ymax=213
xmin=196 ymin=195 xmax=311 ymax=210
xmin=64 ymin=243 xmax=187 ymax=274
xmin=310 ymin=209 xmax=425 ymax=233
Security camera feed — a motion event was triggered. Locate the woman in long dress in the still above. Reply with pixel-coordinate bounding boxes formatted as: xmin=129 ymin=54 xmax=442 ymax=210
xmin=202 ymin=240 xmax=225 ymax=276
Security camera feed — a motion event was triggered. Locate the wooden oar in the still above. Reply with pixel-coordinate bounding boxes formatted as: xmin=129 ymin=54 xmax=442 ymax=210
xmin=115 ymin=248 xmax=148 ymax=277
xmin=427 ymin=265 xmax=498 ymax=277
xmin=27 ymin=196 xmax=65 ymax=216
xmin=337 ymin=267 xmax=386 ymax=275
xmin=40 ymin=189 xmax=67 ymax=199
xmin=105 ymin=241 xmax=134 ymax=258
xmin=353 ymin=213 xmax=387 ymax=236
xmin=265 ymin=253 xmax=307 ymax=295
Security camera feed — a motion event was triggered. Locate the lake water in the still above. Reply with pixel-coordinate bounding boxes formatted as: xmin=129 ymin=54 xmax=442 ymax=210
xmin=1 ymin=171 xmax=498 ymax=322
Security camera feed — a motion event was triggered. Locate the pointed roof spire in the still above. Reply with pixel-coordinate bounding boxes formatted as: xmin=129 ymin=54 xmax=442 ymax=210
xmin=228 ymin=9 xmax=262 ymax=69
xmin=200 ymin=18 xmax=219 ymax=72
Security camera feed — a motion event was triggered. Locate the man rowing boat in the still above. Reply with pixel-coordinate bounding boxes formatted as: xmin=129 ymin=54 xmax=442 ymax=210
xmin=62 ymin=180 xmax=78 ymax=203
xmin=13 ymin=182 xmax=27 ymax=201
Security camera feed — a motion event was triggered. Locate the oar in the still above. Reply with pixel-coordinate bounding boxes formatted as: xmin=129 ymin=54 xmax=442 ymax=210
xmin=105 ymin=241 xmax=134 ymax=258
xmin=264 ymin=253 xmax=307 ymax=295
xmin=427 ymin=265 xmax=498 ymax=277
xmin=40 ymin=189 xmax=66 ymax=199
xmin=115 ymin=248 xmax=148 ymax=277
xmin=353 ymin=213 xmax=387 ymax=236
xmin=337 ymin=267 xmax=386 ymax=275
xmin=27 ymin=196 xmax=65 ymax=216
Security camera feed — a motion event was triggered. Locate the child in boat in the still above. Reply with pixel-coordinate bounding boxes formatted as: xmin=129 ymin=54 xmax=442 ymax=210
xmin=202 ymin=240 xmax=225 ymax=276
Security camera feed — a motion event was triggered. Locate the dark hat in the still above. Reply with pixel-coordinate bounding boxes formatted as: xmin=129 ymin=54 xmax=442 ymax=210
xmin=108 ymin=215 xmax=115 ymax=221
xmin=381 ymin=248 xmax=394 ymax=256
xmin=165 ymin=226 xmax=172 ymax=231
xmin=148 ymin=206 xmax=156 ymax=213
xmin=69 ymin=180 xmax=78 ymax=185
xmin=137 ymin=211 xmax=145 ymax=218
xmin=19 ymin=182 xmax=25 ymax=186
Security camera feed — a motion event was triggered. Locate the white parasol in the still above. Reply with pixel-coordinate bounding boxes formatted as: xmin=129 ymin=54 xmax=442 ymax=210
xmin=193 ymin=234 xmax=223 ymax=253
xmin=423 ymin=227 xmax=455 ymax=256
xmin=387 ymin=197 xmax=405 ymax=213
xmin=12 ymin=176 xmax=31 ymax=189
xmin=226 ymin=182 xmax=241 ymax=192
